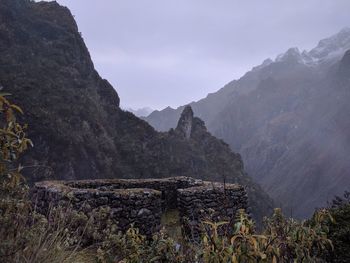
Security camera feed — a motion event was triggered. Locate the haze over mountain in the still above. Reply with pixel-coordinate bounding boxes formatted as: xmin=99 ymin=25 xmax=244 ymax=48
xmin=124 ymin=106 xmax=153 ymax=117
xmin=145 ymin=28 xmax=350 ymax=218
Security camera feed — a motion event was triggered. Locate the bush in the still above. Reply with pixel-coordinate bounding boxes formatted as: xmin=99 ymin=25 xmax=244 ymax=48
xmin=0 ymin=93 xmax=88 ymax=263
xmin=199 ymin=209 xmax=332 ymax=263
xmin=95 ymin=225 xmax=196 ymax=263
xmin=94 ymin=209 xmax=333 ymax=263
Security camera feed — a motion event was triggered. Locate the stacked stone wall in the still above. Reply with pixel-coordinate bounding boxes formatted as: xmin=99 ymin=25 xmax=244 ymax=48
xmin=178 ymin=183 xmax=247 ymax=239
xmin=32 ymin=177 xmax=248 ymax=238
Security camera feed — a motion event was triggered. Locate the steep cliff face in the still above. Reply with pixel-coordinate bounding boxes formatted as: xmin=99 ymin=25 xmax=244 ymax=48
xmin=145 ymin=28 xmax=350 ymax=218
xmin=0 ymin=0 xmax=122 ymax=181
xmin=0 ymin=0 xmax=273 ymax=219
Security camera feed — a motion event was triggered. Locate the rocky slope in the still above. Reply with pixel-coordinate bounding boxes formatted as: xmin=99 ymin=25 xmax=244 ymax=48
xmin=0 ymin=0 xmax=273 ymax=220
xmin=146 ymin=28 xmax=350 ymax=218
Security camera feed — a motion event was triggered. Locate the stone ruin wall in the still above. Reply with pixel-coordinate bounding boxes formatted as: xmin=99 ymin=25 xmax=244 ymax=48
xmin=32 ymin=176 xmax=248 ymax=237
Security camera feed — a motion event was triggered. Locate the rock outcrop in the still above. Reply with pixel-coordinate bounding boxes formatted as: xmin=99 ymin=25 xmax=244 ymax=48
xmin=175 ymin=105 xmax=208 ymax=140
xmin=0 ymin=0 xmax=273 ymax=220
xmin=176 ymin=105 xmax=194 ymax=139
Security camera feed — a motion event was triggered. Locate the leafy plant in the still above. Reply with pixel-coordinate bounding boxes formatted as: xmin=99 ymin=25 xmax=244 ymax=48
xmin=0 ymin=93 xmax=87 ymax=263
xmin=96 ymin=226 xmax=194 ymax=263
xmin=199 ymin=208 xmax=333 ymax=263
xmin=0 ymin=93 xmax=32 ymax=197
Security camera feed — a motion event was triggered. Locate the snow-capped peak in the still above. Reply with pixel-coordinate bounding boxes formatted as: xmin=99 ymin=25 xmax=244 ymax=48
xmin=273 ymin=28 xmax=350 ymax=66
xmin=308 ymin=27 xmax=350 ymax=60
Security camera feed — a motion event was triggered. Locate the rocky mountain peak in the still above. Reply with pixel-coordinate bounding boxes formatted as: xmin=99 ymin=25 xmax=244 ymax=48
xmin=262 ymin=58 xmax=273 ymax=66
xmin=124 ymin=106 xmax=153 ymax=117
xmin=252 ymin=58 xmax=273 ymax=71
xmin=276 ymin=47 xmax=301 ymax=62
xmin=176 ymin=105 xmax=194 ymax=139
xmin=272 ymin=29 xmax=350 ymax=67
xmin=308 ymin=27 xmax=350 ymax=60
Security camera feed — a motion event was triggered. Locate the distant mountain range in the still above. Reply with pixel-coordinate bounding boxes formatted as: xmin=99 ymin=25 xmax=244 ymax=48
xmin=123 ymin=106 xmax=153 ymax=117
xmin=145 ymin=28 xmax=350 ymax=218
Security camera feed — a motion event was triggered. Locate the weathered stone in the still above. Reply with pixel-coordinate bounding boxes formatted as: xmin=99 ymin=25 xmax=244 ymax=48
xmin=137 ymin=208 xmax=152 ymax=217
xmin=31 ymin=176 xmax=247 ymax=239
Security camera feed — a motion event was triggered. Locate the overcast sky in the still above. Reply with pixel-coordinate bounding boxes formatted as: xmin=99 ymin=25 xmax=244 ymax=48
xmin=54 ymin=0 xmax=350 ymax=110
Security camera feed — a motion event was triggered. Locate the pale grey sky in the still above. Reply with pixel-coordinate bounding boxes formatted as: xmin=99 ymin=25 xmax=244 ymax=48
xmin=54 ymin=0 xmax=350 ymax=110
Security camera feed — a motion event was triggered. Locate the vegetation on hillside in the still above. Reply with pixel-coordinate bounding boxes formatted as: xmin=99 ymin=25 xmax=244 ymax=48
xmin=0 ymin=94 xmax=348 ymax=263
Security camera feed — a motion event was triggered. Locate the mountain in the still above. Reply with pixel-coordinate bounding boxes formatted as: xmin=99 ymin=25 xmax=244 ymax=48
xmin=0 ymin=0 xmax=273 ymax=220
xmin=145 ymin=28 xmax=350 ymax=218
xmin=124 ymin=106 xmax=153 ymax=117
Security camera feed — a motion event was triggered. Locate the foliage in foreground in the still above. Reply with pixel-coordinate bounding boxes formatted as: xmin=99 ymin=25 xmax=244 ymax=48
xmin=0 ymin=93 xmax=88 ymax=263
xmin=0 ymin=93 xmax=344 ymax=263
xmin=93 ymin=208 xmax=332 ymax=263
xmin=199 ymin=208 xmax=333 ymax=263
